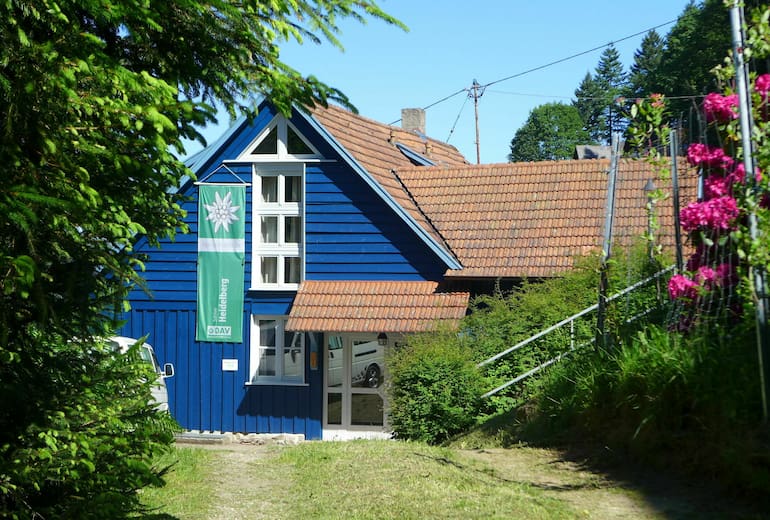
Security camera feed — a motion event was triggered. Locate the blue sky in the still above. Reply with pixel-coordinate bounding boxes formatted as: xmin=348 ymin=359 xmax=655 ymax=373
xmin=187 ymin=0 xmax=694 ymax=164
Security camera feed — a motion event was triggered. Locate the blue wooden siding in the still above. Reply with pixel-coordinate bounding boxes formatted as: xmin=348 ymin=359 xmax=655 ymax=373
xmin=121 ymin=102 xmax=449 ymax=438
xmin=305 ymin=163 xmax=447 ymax=280
xmin=121 ymin=300 xmax=322 ymax=438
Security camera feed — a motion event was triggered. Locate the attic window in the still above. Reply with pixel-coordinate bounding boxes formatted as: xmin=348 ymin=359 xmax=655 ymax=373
xmin=288 ymin=126 xmax=313 ymax=154
xmin=251 ymin=127 xmax=278 ymax=154
xmin=239 ymin=114 xmax=321 ymax=160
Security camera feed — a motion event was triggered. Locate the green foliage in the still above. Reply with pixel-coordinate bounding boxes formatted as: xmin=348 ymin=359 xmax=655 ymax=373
xmin=465 ymin=257 xmax=599 ymax=413
xmin=572 ymin=72 xmax=605 ymax=144
xmin=526 ymin=319 xmax=769 ymax=494
xmin=386 ymin=331 xmax=485 ymax=445
xmin=655 ymin=0 xmax=732 ymax=121
xmin=626 ymin=30 xmax=665 ymax=100
xmin=0 ymin=0 xmax=400 ymax=517
xmin=463 ymin=247 xmax=663 ymax=415
xmin=514 ymin=3 xmax=770 ymax=498
xmin=571 ymin=46 xmax=628 ymax=144
xmin=593 ymin=45 xmax=628 ymax=141
xmin=0 ymin=335 xmax=180 ymax=518
xmin=508 ymin=102 xmax=590 ymax=162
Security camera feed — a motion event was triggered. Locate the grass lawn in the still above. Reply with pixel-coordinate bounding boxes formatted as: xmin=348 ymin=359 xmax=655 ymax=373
xmin=140 ymin=439 xmax=766 ymax=519
xmin=140 ymin=441 xmax=576 ymax=519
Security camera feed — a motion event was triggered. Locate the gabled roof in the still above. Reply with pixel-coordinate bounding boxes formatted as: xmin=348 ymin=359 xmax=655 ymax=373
xmin=186 ymin=102 xmax=699 ymax=281
xmin=396 ymin=158 xmax=699 ymax=279
xmin=304 ymin=104 xmax=467 ymax=261
xmin=183 ymin=101 xmax=467 ymax=270
xmin=286 ymin=281 xmax=469 ymax=333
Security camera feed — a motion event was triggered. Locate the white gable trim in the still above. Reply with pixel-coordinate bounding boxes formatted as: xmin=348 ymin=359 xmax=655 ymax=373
xmin=237 ymin=114 xmax=322 ymax=162
xmin=294 ymin=106 xmax=462 ymax=271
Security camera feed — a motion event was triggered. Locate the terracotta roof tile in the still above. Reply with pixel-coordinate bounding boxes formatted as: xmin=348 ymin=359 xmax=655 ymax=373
xmin=308 ymin=104 xmax=467 ymax=254
xmin=396 ymin=158 xmax=699 ymax=278
xmin=287 ymin=281 xmax=470 ymax=333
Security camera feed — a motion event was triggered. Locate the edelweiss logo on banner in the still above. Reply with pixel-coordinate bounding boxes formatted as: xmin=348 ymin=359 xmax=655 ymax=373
xmin=204 ymin=191 xmax=240 ymax=233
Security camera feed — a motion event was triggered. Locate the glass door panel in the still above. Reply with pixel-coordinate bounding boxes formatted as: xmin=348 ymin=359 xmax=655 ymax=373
xmin=325 ymin=334 xmax=387 ymax=432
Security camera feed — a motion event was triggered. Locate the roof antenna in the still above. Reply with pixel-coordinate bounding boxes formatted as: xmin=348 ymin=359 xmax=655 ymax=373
xmin=469 ymin=79 xmax=486 ymax=164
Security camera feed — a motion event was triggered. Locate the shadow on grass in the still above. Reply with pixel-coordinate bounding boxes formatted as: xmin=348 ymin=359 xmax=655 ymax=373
xmin=450 ymin=406 xmax=770 ymax=519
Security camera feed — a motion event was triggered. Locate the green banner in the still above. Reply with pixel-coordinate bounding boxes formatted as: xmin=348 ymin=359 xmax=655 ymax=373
xmin=196 ymin=185 xmax=245 ymax=342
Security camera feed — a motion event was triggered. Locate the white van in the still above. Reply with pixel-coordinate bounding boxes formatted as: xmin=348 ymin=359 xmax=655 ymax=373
xmin=108 ymin=336 xmax=175 ymax=412
xmin=327 ymin=338 xmax=384 ymax=388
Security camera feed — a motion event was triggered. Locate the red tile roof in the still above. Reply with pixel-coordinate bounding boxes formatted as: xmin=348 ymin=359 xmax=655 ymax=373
xmin=396 ymin=158 xmax=699 ymax=278
xmin=308 ymin=104 xmax=467 ymax=254
xmin=307 ymin=104 xmax=699 ymax=280
xmin=286 ymin=281 xmax=470 ymax=333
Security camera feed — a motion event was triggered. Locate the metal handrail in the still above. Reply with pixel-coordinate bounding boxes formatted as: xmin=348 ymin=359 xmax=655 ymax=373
xmin=479 ymin=266 xmax=674 ymax=397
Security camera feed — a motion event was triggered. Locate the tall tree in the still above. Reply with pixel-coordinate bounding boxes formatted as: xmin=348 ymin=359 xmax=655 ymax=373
xmin=509 ymin=102 xmax=590 ymax=162
xmin=656 ymin=0 xmax=731 ymax=123
xmin=0 ymin=1 xmax=401 ymax=518
xmin=572 ymin=72 xmax=605 ymax=144
xmin=593 ymin=45 xmax=628 ymax=142
xmin=627 ymin=29 xmax=665 ymax=99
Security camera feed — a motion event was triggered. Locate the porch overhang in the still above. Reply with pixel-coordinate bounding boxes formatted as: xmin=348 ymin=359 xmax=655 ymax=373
xmin=286 ymin=281 xmax=469 ymax=333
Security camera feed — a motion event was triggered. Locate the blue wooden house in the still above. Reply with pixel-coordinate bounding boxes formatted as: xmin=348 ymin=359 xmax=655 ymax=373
xmin=120 ymin=99 xmax=696 ymax=440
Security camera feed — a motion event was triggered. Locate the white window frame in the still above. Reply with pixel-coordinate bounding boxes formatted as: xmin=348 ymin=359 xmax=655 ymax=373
xmin=238 ymin=114 xmax=321 ymax=162
xmin=248 ymin=316 xmax=305 ymax=385
xmin=251 ymin=163 xmax=304 ymax=290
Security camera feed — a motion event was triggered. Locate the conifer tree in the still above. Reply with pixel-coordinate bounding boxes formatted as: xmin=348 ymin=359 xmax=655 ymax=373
xmin=572 ymin=72 xmax=605 ymax=144
xmin=593 ymin=45 xmax=628 ymax=142
xmin=627 ymin=29 xmax=665 ymax=99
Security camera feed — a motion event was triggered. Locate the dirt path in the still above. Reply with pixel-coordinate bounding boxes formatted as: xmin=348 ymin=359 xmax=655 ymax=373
xmin=186 ymin=442 xmax=283 ymax=520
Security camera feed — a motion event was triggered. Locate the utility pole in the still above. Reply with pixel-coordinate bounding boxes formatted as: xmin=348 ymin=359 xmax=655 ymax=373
xmin=730 ymin=3 xmax=770 ymax=422
xmin=469 ymin=79 xmax=485 ymax=164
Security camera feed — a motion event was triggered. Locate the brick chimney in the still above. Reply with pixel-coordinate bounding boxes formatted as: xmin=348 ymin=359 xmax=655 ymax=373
xmin=401 ymin=108 xmax=426 ymax=135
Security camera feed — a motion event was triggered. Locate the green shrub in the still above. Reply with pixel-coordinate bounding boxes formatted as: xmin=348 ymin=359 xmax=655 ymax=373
xmin=464 ymin=246 xmax=664 ymax=415
xmin=386 ymin=330 xmax=485 ymax=445
xmin=0 ymin=333 xmax=179 ymax=519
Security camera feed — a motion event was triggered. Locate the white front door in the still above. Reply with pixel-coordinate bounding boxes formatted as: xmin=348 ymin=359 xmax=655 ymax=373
xmin=323 ymin=334 xmax=389 ymax=440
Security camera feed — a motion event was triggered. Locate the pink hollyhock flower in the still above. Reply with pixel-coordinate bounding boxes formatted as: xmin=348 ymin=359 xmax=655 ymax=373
xmin=704 ymin=175 xmax=731 ymax=199
xmin=680 ymin=196 xmax=740 ymax=232
xmin=715 ymin=263 xmax=739 ymax=288
xmin=686 ymin=143 xmax=734 ymax=170
xmin=669 ymin=274 xmax=699 ymax=301
xmin=695 ymin=266 xmax=717 ymax=289
xmin=703 ymin=92 xmax=738 ymax=123
xmin=756 ymin=74 xmax=770 ymax=99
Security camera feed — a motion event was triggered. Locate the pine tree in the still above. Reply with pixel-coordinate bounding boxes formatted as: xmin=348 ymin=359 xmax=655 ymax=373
xmin=593 ymin=45 xmax=628 ymax=143
xmin=627 ymin=29 xmax=665 ymax=99
xmin=572 ymin=72 xmax=604 ymax=144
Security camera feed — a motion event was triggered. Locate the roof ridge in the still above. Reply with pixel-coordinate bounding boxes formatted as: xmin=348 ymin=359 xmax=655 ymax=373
xmin=320 ymin=103 xmax=462 ymax=153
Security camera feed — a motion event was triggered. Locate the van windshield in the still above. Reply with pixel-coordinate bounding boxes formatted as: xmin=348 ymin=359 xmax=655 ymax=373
xmin=139 ymin=346 xmax=161 ymax=373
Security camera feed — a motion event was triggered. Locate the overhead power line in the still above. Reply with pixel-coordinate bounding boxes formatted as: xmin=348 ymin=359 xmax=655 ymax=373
xmin=389 ymin=18 xmax=678 ymax=126
xmin=482 ymin=19 xmax=678 ymax=90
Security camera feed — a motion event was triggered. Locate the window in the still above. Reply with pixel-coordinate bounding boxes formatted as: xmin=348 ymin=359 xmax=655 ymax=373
xmin=240 ymin=115 xmax=320 ymax=161
xmin=249 ymin=316 xmax=304 ymax=384
xmin=252 ymin=164 xmax=303 ymax=289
